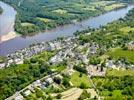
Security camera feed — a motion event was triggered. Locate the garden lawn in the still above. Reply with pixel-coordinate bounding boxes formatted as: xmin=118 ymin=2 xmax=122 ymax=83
xmin=50 ymin=65 xmax=66 ymax=72
xmin=70 ymin=71 xmax=91 ymax=88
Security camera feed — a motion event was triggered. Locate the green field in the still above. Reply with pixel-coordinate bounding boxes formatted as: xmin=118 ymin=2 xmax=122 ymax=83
xmin=106 ymin=69 xmax=134 ymax=77
xmin=120 ymin=26 xmax=134 ymax=34
xmin=70 ymin=71 xmax=91 ymax=88
xmin=36 ymin=17 xmax=52 ymax=23
xmin=21 ymin=22 xmax=34 ymax=26
xmin=104 ymin=3 xmax=126 ymax=11
xmin=51 ymin=65 xmax=66 ymax=72
xmin=52 ymin=9 xmax=67 ymax=14
xmin=106 ymin=48 xmax=134 ymax=63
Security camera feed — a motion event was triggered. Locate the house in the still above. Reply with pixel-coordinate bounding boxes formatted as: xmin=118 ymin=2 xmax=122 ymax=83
xmin=54 ymin=42 xmax=61 ymax=50
xmin=49 ymin=42 xmax=55 ymax=51
xmin=89 ymin=45 xmax=97 ymax=54
xmin=49 ymin=51 xmax=63 ymax=64
xmin=81 ymin=55 xmax=88 ymax=64
xmin=14 ymin=94 xmax=23 ymax=100
xmin=46 ymin=78 xmax=53 ymax=84
xmin=0 ymin=63 xmax=5 ymax=69
xmin=130 ymin=65 xmax=134 ymax=69
xmin=23 ymin=90 xmax=31 ymax=96
xmin=33 ymin=80 xmax=41 ymax=87
xmin=127 ymin=41 xmax=134 ymax=51
xmin=106 ymin=60 xmax=114 ymax=68
xmin=39 ymin=84 xmax=46 ymax=89
xmin=14 ymin=58 xmax=23 ymax=64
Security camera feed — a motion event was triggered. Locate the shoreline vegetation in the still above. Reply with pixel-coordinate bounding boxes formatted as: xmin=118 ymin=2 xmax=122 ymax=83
xmin=1 ymin=0 xmax=127 ymax=36
xmin=0 ymin=6 xmax=3 ymax=14
xmin=0 ymin=1 xmax=128 ymax=43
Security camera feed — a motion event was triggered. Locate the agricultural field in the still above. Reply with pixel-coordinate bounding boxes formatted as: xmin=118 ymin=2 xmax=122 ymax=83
xmin=58 ymin=88 xmax=83 ymax=100
xmin=52 ymin=9 xmax=67 ymax=14
xmin=104 ymin=3 xmax=126 ymax=11
xmin=106 ymin=69 xmax=134 ymax=77
xmin=36 ymin=17 xmax=52 ymax=23
xmin=120 ymin=26 xmax=134 ymax=34
xmin=21 ymin=22 xmax=34 ymax=26
xmin=70 ymin=71 xmax=91 ymax=88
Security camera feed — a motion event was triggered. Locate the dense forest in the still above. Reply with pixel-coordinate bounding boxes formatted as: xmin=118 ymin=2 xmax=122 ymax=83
xmin=0 ymin=51 xmax=56 ymax=99
xmin=0 ymin=0 xmax=126 ymax=35
xmin=92 ymin=75 xmax=134 ymax=99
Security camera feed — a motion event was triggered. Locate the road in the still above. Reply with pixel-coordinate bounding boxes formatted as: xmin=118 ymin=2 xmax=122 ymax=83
xmin=87 ymin=67 xmax=101 ymax=100
xmin=5 ymin=73 xmax=58 ymax=100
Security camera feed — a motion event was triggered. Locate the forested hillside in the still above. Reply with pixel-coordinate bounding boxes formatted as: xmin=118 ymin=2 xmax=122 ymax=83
xmin=0 ymin=0 xmax=126 ymax=35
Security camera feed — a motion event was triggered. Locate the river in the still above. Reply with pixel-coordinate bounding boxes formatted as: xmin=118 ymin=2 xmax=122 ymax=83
xmin=0 ymin=1 xmax=16 ymax=36
xmin=0 ymin=1 xmax=133 ymax=56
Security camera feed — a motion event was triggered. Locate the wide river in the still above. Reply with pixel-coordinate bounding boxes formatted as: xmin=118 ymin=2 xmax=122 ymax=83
xmin=0 ymin=1 xmax=134 ymax=56
xmin=0 ymin=1 xmax=16 ymax=36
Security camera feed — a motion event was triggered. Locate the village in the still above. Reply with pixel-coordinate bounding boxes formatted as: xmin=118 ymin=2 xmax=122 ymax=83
xmin=2 ymin=33 xmax=134 ymax=100
xmin=1 ymin=34 xmax=134 ymax=70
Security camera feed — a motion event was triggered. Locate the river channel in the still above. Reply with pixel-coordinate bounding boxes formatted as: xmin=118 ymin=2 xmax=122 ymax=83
xmin=0 ymin=1 xmax=133 ymax=56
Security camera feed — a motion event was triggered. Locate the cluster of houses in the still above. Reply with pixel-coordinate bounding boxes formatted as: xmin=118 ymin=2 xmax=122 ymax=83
xmin=127 ymin=41 xmax=134 ymax=51
xmin=0 ymin=37 xmax=74 ymax=69
xmin=7 ymin=73 xmax=63 ymax=100
xmin=0 ymin=35 xmax=99 ymax=69
xmin=49 ymin=42 xmax=99 ymax=65
xmin=106 ymin=59 xmax=134 ymax=70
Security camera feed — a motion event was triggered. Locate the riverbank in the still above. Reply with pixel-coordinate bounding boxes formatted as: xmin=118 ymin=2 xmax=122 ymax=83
xmin=0 ymin=3 xmax=133 ymax=56
xmin=0 ymin=32 xmax=19 ymax=43
xmin=0 ymin=4 xmax=128 ymax=43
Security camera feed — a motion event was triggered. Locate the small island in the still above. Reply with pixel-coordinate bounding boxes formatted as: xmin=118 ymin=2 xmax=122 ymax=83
xmin=0 ymin=6 xmax=3 ymax=14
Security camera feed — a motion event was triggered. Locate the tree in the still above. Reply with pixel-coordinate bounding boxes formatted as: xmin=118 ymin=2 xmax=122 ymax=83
xmin=56 ymin=94 xmax=62 ymax=99
xmin=74 ymin=65 xmax=87 ymax=74
xmin=54 ymin=77 xmax=61 ymax=84
xmin=46 ymin=95 xmax=53 ymax=100
xmin=35 ymin=88 xmax=44 ymax=98
xmin=79 ymin=82 xmax=87 ymax=89
xmin=89 ymin=57 xmax=101 ymax=65
xmin=100 ymin=62 xmax=105 ymax=72
xmin=30 ymin=58 xmax=37 ymax=63
xmin=62 ymin=77 xmax=70 ymax=87
xmin=78 ymin=90 xmax=91 ymax=100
